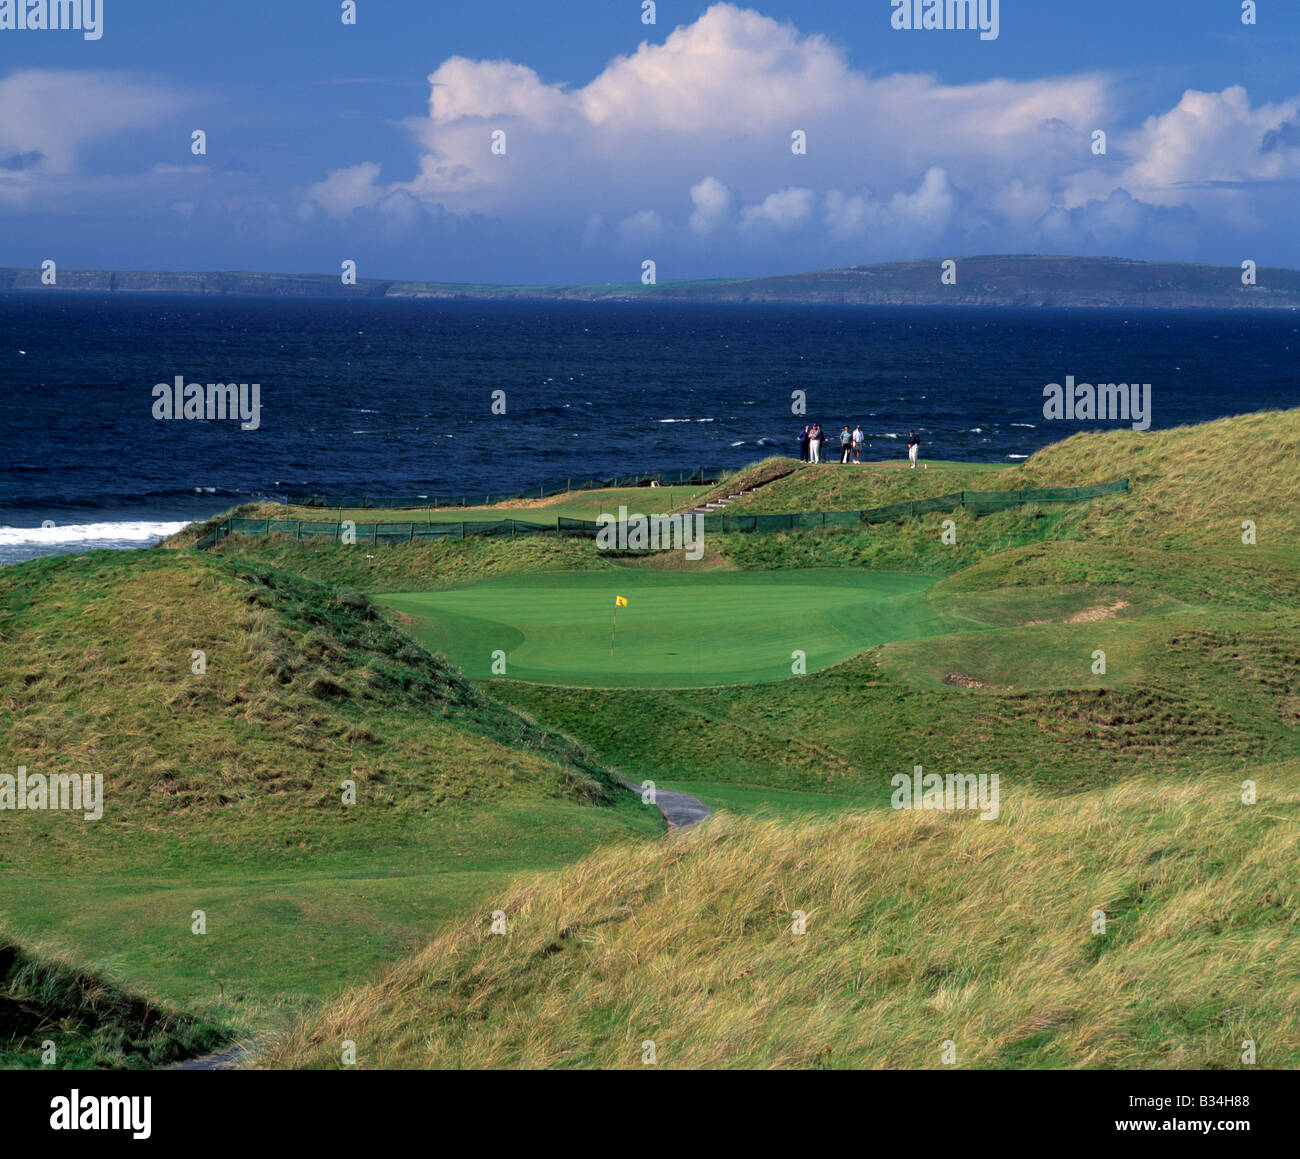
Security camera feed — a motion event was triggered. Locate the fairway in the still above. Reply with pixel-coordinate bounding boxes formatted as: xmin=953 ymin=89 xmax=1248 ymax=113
xmin=377 ymin=569 xmax=942 ymax=688
xmin=283 ymin=485 xmax=709 ymax=527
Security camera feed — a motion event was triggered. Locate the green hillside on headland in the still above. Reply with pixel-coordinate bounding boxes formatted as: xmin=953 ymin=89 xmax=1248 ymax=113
xmin=5 ymin=255 xmax=1300 ymax=308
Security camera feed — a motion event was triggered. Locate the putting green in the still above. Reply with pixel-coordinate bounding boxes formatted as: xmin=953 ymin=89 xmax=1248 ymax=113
xmin=377 ymin=569 xmax=944 ymax=688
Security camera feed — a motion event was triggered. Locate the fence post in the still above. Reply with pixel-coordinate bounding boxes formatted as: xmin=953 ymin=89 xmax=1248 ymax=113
xmin=408 ymin=524 xmax=414 ymax=544
xmin=960 ymin=491 xmax=966 ymax=508
xmin=909 ymin=502 xmax=914 ymax=519
xmin=460 ymin=521 xmax=465 ymax=540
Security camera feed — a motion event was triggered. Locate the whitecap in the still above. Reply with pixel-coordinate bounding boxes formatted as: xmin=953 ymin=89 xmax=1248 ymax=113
xmin=0 ymin=521 xmax=190 ymax=547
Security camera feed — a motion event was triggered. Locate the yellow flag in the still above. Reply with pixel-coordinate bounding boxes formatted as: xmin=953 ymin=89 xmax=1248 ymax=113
xmin=615 ymin=596 xmax=628 ymax=607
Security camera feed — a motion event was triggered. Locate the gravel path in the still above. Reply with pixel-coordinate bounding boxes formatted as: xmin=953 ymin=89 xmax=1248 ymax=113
xmin=621 ymin=780 xmax=710 ymax=829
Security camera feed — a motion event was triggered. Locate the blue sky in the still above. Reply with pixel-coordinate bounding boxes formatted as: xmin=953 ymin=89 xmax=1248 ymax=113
xmin=3 ymin=0 xmax=1298 ymax=282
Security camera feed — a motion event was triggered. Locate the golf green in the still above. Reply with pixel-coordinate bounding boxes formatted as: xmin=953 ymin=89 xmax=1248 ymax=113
xmin=377 ymin=569 xmax=943 ymax=688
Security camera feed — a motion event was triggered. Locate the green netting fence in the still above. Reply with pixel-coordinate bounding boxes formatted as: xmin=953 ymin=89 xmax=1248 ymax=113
xmin=284 ymin=467 xmax=725 ymax=510
xmin=195 ymin=478 xmax=1127 ymax=551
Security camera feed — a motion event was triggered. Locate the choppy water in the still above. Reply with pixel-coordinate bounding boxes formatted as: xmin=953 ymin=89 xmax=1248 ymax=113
xmin=2 ymin=292 xmax=1296 ymax=564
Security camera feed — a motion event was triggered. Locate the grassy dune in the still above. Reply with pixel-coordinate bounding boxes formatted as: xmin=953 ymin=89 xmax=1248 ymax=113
xmin=723 ymin=457 xmax=1011 ymax=513
xmin=731 ymin=409 xmax=1300 ymax=538
xmin=263 ymin=768 xmax=1300 ymax=1069
xmin=202 ymin=532 xmax=614 ymax=591
xmin=1019 ymin=410 xmax=1300 ymax=541
xmin=0 ymin=549 xmax=660 ymax=1056
xmin=1 ymin=926 xmax=229 ymax=1069
xmin=0 ymin=549 xmax=622 ymax=825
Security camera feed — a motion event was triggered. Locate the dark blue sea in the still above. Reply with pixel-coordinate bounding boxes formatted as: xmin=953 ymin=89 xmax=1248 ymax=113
xmin=2 ymin=293 xmax=1297 ymax=565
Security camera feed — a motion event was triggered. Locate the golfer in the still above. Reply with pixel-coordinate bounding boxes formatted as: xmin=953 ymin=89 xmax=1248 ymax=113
xmin=907 ymin=430 xmax=920 ymax=468
xmin=839 ymin=425 xmax=852 ymax=463
xmin=809 ymin=423 xmax=822 ymax=463
xmin=798 ymin=425 xmax=810 ymax=462
xmin=852 ymin=424 xmax=864 ymax=463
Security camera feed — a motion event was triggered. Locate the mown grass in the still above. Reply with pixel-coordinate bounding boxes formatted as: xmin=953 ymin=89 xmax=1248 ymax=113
xmin=261 ymin=767 xmax=1300 ymax=1069
xmin=2 ymin=795 xmax=660 ymax=1026
xmin=493 ymin=618 xmax=1294 ymax=801
xmin=376 ymin=568 xmax=944 ymax=688
xmin=278 ymin=485 xmax=710 ymax=527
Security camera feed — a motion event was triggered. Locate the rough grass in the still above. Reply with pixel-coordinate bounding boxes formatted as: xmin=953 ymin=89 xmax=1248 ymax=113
xmin=261 ymin=767 xmax=1300 ymax=1069
xmin=181 ymin=410 xmax=1300 ymax=594
xmin=723 ymin=411 xmax=1300 ymax=542
xmin=1024 ymin=407 xmax=1300 ymax=535
xmin=692 ymin=456 xmax=803 ymax=506
xmin=726 ymin=458 xmax=1012 ymax=514
xmin=0 ymin=547 xmax=663 ymax=1051
xmin=1 ymin=926 xmax=230 ymax=1069
xmin=0 ymin=549 xmax=621 ymax=830
xmin=202 ymin=534 xmax=615 ymax=592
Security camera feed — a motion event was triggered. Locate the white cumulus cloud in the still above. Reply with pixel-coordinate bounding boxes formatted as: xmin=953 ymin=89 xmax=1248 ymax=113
xmin=299 ymin=3 xmax=1300 ymax=273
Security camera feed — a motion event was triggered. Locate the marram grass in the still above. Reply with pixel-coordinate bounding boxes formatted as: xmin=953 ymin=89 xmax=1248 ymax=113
xmin=263 ymin=769 xmax=1299 ymax=1069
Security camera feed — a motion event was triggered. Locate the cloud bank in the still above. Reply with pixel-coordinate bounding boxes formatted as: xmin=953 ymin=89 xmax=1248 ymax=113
xmin=5 ymin=4 xmax=1300 ymax=281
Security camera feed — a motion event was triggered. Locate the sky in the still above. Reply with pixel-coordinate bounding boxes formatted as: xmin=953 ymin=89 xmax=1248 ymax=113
xmin=2 ymin=0 xmax=1299 ymax=283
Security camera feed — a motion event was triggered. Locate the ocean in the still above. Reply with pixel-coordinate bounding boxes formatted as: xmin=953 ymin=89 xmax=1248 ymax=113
xmin=2 ymin=292 xmax=1296 ymax=566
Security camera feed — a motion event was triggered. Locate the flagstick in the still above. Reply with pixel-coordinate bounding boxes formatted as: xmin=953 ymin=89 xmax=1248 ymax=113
xmin=610 ymin=609 xmax=617 ymax=656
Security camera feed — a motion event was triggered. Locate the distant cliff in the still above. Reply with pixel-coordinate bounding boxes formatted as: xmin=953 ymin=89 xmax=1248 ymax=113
xmin=2 ymin=255 xmax=1297 ymax=308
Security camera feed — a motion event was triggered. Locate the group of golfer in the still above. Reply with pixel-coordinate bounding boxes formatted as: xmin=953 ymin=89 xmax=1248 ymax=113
xmin=798 ymin=424 xmax=921 ymax=467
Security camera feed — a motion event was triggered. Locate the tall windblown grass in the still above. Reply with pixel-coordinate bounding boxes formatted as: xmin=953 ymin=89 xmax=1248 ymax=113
xmin=263 ymin=767 xmax=1299 ymax=1069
